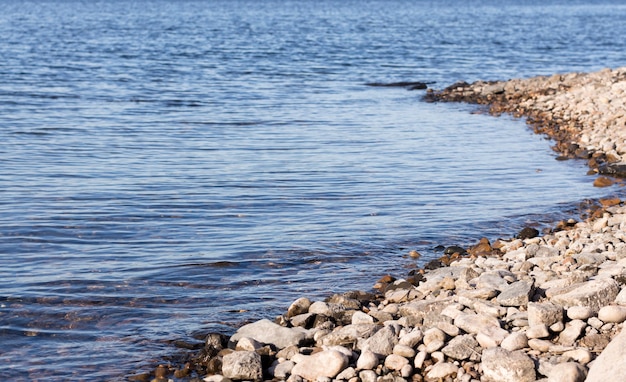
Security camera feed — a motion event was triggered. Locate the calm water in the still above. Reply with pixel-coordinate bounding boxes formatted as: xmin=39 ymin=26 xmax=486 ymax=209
xmin=1 ymin=0 xmax=626 ymax=380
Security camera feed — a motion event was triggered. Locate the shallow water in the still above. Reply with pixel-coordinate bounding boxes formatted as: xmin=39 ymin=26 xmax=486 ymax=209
xmin=1 ymin=0 xmax=626 ymax=379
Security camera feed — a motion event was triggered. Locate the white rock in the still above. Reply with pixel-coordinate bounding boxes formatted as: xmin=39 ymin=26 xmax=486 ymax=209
xmin=481 ymin=347 xmax=536 ymax=382
xmin=358 ymin=370 xmax=377 ymax=382
xmin=351 ymin=311 xmax=374 ymax=325
xmin=426 ymin=362 xmax=458 ymax=379
xmin=398 ymin=329 xmax=423 ymax=347
xmin=287 ymin=297 xmax=312 ymax=318
xmin=384 ymin=354 xmax=409 ymax=371
xmin=527 ymin=324 xmax=550 ymax=339
xmin=235 ymin=337 xmax=262 ymax=351
xmin=291 ymin=350 xmax=348 ymax=381
xmin=547 ymin=362 xmax=587 ymax=382
xmin=335 ymin=366 xmax=356 ymax=380
xmin=355 ymin=350 xmax=378 ymax=370
xmin=222 ymin=351 xmax=263 ymax=381
xmin=273 ymin=361 xmax=296 ymax=379
xmin=392 ymin=344 xmax=416 ymax=358
xmin=230 ymin=319 xmax=306 ymax=349
xmin=598 ymin=305 xmax=626 ymax=323
xmin=501 ymin=332 xmax=528 ymax=351
xmin=567 ymin=306 xmax=593 ymax=320
xmin=562 ymin=348 xmax=593 ymax=364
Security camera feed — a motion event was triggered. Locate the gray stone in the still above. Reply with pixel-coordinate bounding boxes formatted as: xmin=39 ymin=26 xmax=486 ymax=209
xmin=550 ymin=278 xmax=620 ymax=313
xmin=497 ymin=280 xmax=534 ymax=307
xmin=476 ymin=272 xmax=510 ymax=291
xmin=230 ymin=319 xmax=306 ymax=349
xmin=203 ymin=375 xmax=232 ymax=382
xmin=319 ymin=323 xmax=379 ymax=347
xmin=398 ymin=297 xmax=455 ymax=319
xmin=547 ymin=362 xmax=587 ymax=382
xmin=528 ymin=302 xmax=564 ymax=327
xmin=586 ymin=326 xmax=626 ymax=382
xmin=360 ymin=325 xmax=398 ymax=356
xmin=291 ymin=350 xmax=348 ymax=381
xmin=222 ymin=351 xmax=263 ymax=381
xmin=291 ymin=313 xmax=314 ymax=328
xmin=481 ymin=347 xmax=536 ymax=382
xmin=441 ymin=334 xmax=481 ymax=361
xmin=351 ymin=311 xmax=375 ymax=325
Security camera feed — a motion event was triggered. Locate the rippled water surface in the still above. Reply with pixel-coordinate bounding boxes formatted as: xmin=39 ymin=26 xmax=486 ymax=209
xmin=2 ymin=0 xmax=626 ymax=379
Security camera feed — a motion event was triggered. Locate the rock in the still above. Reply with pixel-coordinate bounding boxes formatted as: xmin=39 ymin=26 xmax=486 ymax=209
xmin=288 ymin=297 xmax=312 ymax=318
xmin=273 ymin=361 xmax=296 ymax=379
xmin=562 ymin=348 xmax=593 ymax=364
xmin=399 ymin=298 xmax=455 ymax=319
xmin=550 ymin=278 xmax=620 ymax=313
xmin=567 ymin=306 xmax=593 ymax=320
xmin=351 ymin=311 xmax=374 ymax=325
xmin=453 ymin=312 xmax=496 ymax=333
xmin=319 ymin=323 xmax=379 ymax=347
xmin=598 ymin=305 xmax=626 ymax=323
xmin=398 ymin=329 xmax=423 ymax=347
xmin=517 ymin=227 xmax=539 ymax=240
xmin=235 ymin=337 xmax=263 ymax=351
xmin=356 ymin=350 xmax=378 ymax=370
xmin=441 ymin=334 xmax=481 ymax=361
xmin=230 ymin=319 xmax=305 ymax=349
xmin=526 ymin=324 xmax=550 ymax=339
xmin=393 ymin=344 xmax=416 ymax=358
xmin=586 ymin=326 xmax=626 ymax=381
xmin=358 ymin=370 xmax=377 ymax=382
xmin=203 ymin=375 xmax=232 ymax=382
xmin=481 ymin=347 xmax=536 ymax=382
xmin=559 ymin=320 xmax=586 ymax=345
xmin=384 ymin=354 xmax=409 ymax=371
xmin=528 ymin=302 xmax=563 ymax=327
xmin=501 ymin=332 xmax=528 ymax=351
xmin=291 ymin=350 xmax=348 ymax=381
xmin=222 ymin=351 xmax=263 ymax=381
xmin=360 ymin=325 xmax=398 ymax=356
xmin=547 ymin=362 xmax=587 ymax=382
xmin=414 ymin=350 xmax=427 ymax=369
xmin=425 ymin=362 xmax=459 ymax=380
xmin=335 ymin=367 xmax=356 ymax=380
xmin=496 ymin=280 xmax=534 ymax=307
xmin=308 ymin=301 xmax=332 ymax=316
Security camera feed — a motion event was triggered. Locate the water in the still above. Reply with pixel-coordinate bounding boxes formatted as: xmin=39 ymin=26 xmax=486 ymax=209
xmin=1 ymin=0 xmax=625 ymax=379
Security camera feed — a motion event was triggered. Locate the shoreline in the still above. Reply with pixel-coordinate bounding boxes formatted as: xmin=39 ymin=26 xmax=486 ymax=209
xmin=139 ymin=67 xmax=626 ymax=382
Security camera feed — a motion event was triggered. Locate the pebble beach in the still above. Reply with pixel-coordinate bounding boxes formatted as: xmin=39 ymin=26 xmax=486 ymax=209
xmin=140 ymin=67 xmax=626 ymax=382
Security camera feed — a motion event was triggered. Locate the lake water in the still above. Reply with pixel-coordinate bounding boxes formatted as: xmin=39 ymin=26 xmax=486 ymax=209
xmin=1 ymin=0 xmax=626 ymax=380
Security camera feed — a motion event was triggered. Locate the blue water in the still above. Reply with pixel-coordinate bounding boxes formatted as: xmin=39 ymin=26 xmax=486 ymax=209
xmin=1 ymin=0 xmax=625 ymax=380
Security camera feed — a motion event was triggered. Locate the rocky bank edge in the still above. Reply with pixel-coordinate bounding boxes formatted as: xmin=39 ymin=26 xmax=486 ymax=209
xmin=140 ymin=67 xmax=626 ymax=382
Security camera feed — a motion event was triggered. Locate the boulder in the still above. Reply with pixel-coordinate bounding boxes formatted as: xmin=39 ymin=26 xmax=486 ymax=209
xmin=291 ymin=350 xmax=348 ymax=381
xmin=550 ymin=278 xmax=619 ymax=313
xmin=222 ymin=351 xmax=263 ymax=381
xmin=481 ymin=347 xmax=536 ymax=382
xmin=230 ymin=319 xmax=306 ymax=349
xmin=586 ymin=327 xmax=626 ymax=382
xmin=528 ymin=302 xmax=563 ymax=327
xmin=496 ymin=280 xmax=534 ymax=307
xmin=441 ymin=334 xmax=481 ymax=361
xmin=359 ymin=325 xmax=398 ymax=356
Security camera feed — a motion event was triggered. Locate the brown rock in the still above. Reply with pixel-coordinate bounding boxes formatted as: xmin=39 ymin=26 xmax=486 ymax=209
xmin=594 ymin=176 xmax=614 ymax=187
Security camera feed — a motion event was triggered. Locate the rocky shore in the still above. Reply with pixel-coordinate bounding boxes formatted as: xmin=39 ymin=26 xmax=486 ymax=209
xmin=138 ymin=67 xmax=626 ymax=382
